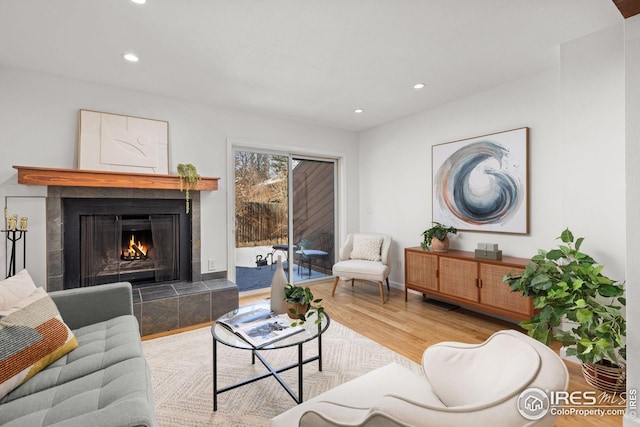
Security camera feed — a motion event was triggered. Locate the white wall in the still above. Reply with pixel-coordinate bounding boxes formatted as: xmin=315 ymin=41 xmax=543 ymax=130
xmin=625 ymin=13 xmax=640 ymax=427
xmin=358 ymin=24 xmax=626 ymax=287
xmin=561 ymin=24 xmax=626 ymax=279
xmin=0 ymin=66 xmax=359 ymax=285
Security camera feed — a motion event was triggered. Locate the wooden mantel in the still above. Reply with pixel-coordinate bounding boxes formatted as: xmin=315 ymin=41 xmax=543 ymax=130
xmin=13 ymin=166 xmax=219 ymax=191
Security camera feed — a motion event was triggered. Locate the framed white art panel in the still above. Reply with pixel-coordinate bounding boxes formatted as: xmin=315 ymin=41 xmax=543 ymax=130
xmin=78 ymin=110 xmax=169 ymax=174
xmin=432 ymin=127 xmax=529 ymax=234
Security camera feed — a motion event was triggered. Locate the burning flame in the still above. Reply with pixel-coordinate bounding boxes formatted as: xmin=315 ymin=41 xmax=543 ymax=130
xmin=127 ymin=234 xmax=147 ymax=257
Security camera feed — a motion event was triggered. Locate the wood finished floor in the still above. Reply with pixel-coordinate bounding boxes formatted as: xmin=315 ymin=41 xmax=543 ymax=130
xmin=243 ymin=279 xmax=623 ymax=427
xmin=146 ymin=278 xmax=624 ymax=426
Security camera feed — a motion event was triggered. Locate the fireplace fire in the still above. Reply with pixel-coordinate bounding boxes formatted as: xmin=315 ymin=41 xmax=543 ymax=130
xmin=120 ymin=218 xmax=153 ymax=261
xmin=122 ymin=234 xmax=149 ymax=260
xmin=100 ymin=216 xmax=161 ymax=284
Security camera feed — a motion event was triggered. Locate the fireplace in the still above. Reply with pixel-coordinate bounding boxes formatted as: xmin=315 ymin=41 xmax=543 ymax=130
xmin=63 ymin=198 xmax=191 ymax=288
xmin=17 ymin=168 xmax=238 ymax=336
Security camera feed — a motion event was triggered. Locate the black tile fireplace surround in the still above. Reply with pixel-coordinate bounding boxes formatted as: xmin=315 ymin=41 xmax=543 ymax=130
xmin=46 ymin=186 xmax=209 ymax=291
xmin=46 ymin=186 xmax=238 ymax=335
xmin=62 ymin=197 xmax=191 ymax=288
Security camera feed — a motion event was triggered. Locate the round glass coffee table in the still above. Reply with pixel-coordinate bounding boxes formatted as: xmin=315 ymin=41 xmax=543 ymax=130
xmin=211 ymin=302 xmax=330 ymax=411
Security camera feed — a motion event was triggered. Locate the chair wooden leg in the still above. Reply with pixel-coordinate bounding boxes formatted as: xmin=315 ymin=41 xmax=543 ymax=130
xmin=331 ymin=276 xmax=340 ymax=296
xmin=351 ymin=279 xmax=355 ymax=287
xmin=386 ymin=277 xmax=390 ymax=291
xmin=378 ymin=281 xmax=385 ymax=304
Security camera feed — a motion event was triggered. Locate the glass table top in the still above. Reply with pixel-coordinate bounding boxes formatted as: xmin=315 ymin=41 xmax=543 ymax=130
xmin=211 ymin=302 xmax=330 ymax=350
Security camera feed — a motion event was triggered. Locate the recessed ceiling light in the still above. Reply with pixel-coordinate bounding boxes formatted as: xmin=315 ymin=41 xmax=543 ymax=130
xmin=123 ymin=53 xmax=139 ymax=62
xmin=354 ymin=109 xmax=364 ymax=114
xmin=131 ymin=0 xmax=146 ymax=4
xmin=413 ymin=83 xmax=425 ymax=89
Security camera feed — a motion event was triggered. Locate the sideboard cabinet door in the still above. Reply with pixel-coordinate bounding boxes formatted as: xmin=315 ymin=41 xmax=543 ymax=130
xmin=479 ymin=264 xmax=533 ymax=319
xmin=438 ymin=256 xmax=478 ymax=303
xmin=404 ymin=249 xmax=438 ymax=300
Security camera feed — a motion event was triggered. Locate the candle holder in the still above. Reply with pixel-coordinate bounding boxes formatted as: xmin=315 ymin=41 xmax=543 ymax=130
xmin=3 ymin=211 xmax=27 ymax=278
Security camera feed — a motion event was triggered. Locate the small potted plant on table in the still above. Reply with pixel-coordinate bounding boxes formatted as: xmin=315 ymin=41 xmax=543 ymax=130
xmin=283 ymin=283 xmax=324 ymax=326
xmin=297 ymin=238 xmax=312 ymax=252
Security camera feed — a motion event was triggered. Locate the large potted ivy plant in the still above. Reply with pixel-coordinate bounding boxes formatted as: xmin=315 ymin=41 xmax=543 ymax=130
xmin=503 ymin=229 xmax=626 ymax=393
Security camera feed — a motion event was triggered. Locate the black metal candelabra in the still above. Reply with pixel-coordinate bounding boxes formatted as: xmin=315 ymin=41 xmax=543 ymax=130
xmin=3 ymin=213 xmax=27 ymax=278
xmin=4 ymin=229 xmax=26 ymax=278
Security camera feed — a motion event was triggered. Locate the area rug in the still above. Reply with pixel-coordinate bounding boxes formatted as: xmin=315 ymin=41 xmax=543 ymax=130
xmin=142 ymin=320 xmax=423 ymax=427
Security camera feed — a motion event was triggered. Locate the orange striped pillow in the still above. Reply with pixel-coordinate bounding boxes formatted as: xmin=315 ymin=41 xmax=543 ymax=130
xmin=0 ymin=287 xmax=78 ymax=399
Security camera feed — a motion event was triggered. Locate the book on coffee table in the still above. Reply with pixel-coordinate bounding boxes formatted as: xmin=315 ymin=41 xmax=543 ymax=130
xmin=217 ymin=308 xmax=304 ymax=348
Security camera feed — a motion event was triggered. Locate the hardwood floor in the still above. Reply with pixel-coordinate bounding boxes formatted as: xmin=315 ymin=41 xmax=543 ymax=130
xmin=238 ymin=279 xmax=624 ymax=427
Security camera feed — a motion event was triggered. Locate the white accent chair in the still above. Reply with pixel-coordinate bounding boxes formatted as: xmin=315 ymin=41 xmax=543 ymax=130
xmin=331 ymin=233 xmax=392 ymax=303
xmin=270 ymin=329 xmax=569 ymax=427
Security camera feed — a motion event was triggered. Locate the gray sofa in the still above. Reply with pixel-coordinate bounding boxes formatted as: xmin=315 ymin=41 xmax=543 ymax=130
xmin=0 ymin=282 xmax=156 ymax=427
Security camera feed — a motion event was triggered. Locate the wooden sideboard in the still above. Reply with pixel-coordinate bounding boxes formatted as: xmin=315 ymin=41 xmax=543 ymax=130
xmin=404 ymin=247 xmax=534 ymax=321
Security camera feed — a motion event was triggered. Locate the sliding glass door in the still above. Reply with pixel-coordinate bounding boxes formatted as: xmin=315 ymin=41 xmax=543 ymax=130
xmin=233 ymin=149 xmax=336 ymax=293
xmin=291 ymin=157 xmax=335 ymax=282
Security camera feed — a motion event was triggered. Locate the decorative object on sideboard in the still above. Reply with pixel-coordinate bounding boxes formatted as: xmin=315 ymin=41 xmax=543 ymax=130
xmin=503 ymin=228 xmax=626 ymax=393
xmin=2 ymin=209 xmax=28 ymax=278
xmin=432 ymin=127 xmax=529 ymax=234
xmin=177 ymin=163 xmax=201 ymax=213
xmin=474 ymin=242 xmax=502 ymax=260
xmin=78 ymin=109 xmax=169 ymax=174
xmin=420 ymin=222 xmax=457 ymax=252
xmin=283 ymin=283 xmax=324 ymax=326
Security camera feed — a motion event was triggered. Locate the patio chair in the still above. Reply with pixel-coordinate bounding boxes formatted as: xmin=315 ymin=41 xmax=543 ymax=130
xmin=296 ymin=232 xmax=333 ymax=278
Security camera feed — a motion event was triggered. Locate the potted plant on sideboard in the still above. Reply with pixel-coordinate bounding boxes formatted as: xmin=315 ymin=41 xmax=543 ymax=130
xmin=503 ymin=228 xmax=626 ymax=393
xmin=283 ymin=283 xmax=325 ymax=326
xmin=421 ymin=222 xmax=458 ymax=252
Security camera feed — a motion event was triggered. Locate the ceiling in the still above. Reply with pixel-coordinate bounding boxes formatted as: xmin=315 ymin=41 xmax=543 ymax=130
xmin=0 ymin=1 xmax=624 ymax=131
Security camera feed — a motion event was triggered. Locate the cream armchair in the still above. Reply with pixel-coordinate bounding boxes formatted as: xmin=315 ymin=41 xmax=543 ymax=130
xmin=331 ymin=233 xmax=392 ymax=303
xmin=270 ymin=330 xmax=569 ymax=427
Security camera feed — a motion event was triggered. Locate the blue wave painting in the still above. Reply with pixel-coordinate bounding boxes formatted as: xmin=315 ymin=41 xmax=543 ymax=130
xmin=433 ymin=129 xmax=527 ymax=233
